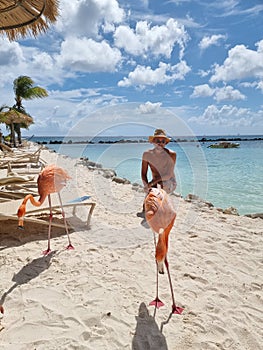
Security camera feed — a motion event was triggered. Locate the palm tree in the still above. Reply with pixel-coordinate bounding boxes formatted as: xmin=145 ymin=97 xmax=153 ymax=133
xmin=13 ymin=76 xmax=48 ymax=144
xmin=0 ymin=105 xmax=33 ymax=147
xmin=0 ymin=104 xmax=13 ymax=145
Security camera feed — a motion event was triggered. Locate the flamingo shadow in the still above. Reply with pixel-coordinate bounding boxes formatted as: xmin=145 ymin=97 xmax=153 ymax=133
xmin=0 ymin=251 xmax=56 ymax=307
xmin=0 ymin=216 xmax=87 ymax=251
xmin=132 ymin=302 xmax=168 ymax=350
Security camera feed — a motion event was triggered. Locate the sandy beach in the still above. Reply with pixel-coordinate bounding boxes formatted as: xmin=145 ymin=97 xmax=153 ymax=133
xmin=0 ymin=146 xmax=262 ymax=350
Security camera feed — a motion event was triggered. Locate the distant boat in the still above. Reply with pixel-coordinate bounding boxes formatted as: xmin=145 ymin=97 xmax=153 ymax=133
xmin=208 ymin=141 xmax=240 ymax=149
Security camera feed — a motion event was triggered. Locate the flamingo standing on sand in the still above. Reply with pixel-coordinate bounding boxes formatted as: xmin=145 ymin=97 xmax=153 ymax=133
xmin=144 ymin=187 xmax=183 ymax=316
xmin=17 ymin=164 xmax=74 ymax=255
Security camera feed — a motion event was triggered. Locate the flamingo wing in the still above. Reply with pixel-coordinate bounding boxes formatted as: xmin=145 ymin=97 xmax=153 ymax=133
xmin=38 ymin=165 xmax=71 ymax=195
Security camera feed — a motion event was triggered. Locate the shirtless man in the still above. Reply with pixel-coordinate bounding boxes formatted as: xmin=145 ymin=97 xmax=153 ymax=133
xmin=141 ymin=129 xmax=177 ymax=195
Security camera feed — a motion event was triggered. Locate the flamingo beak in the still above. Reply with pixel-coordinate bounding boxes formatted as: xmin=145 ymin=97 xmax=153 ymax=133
xmin=18 ymin=216 xmax=25 ymax=229
xmin=17 ymin=204 xmax=26 ymax=229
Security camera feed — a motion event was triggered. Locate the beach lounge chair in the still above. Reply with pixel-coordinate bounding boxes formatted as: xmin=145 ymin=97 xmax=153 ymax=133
xmin=6 ymin=162 xmax=42 ymax=176
xmin=0 ymin=171 xmax=35 ymax=185
xmin=0 ymin=171 xmax=38 ymax=201
xmin=0 ymin=194 xmax=96 ymax=229
xmin=0 ymin=142 xmax=13 ymax=154
xmin=0 ymin=146 xmax=46 ymax=169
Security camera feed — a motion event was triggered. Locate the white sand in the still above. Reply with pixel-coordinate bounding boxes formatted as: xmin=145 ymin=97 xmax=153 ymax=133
xmin=0 ymin=146 xmax=262 ymax=349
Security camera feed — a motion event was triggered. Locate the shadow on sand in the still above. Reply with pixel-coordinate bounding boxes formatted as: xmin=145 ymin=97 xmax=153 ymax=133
xmin=0 ymin=251 xmax=56 ymax=308
xmin=0 ymin=216 xmax=88 ymax=251
xmin=132 ymin=302 xmax=168 ymax=350
xmin=136 ymin=211 xmax=150 ymax=229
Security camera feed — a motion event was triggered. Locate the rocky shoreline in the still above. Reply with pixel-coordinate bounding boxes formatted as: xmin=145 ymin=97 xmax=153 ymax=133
xmin=35 ymin=136 xmax=263 ymax=145
xmin=76 ymin=155 xmax=262 ymax=219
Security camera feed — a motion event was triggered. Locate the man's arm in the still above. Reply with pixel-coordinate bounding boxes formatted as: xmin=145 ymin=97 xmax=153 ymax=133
xmin=165 ymin=148 xmax=176 ymax=164
xmin=141 ymin=156 xmax=149 ymax=192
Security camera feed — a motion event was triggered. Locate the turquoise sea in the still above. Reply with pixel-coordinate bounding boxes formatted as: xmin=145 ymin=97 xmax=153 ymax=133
xmin=32 ymin=136 xmax=263 ymax=215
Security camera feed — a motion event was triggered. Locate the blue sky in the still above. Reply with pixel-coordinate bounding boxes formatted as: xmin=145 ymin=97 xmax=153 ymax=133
xmin=0 ymin=0 xmax=263 ymax=137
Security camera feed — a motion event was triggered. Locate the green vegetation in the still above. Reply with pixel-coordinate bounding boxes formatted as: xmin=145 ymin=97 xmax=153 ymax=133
xmin=0 ymin=76 xmax=48 ymax=147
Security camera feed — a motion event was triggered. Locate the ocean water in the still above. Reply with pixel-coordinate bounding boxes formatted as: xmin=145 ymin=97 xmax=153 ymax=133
xmin=33 ymin=136 xmax=263 ymax=215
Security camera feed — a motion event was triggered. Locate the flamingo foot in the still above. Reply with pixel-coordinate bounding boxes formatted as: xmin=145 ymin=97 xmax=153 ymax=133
xmin=66 ymin=244 xmax=74 ymax=250
xmin=172 ymin=304 xmax=184 ymax=314
xmin=43 ymin=248 xmax=52 ymax=256
xmin=149 ymin=298 xmax=165 ymax=308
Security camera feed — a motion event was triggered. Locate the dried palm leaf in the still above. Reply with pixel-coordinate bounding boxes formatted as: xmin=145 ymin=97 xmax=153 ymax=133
xmin=0 ymin=0 xmax=59 ymax=40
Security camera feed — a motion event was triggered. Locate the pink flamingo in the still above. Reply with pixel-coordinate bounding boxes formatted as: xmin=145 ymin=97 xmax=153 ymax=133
xmin=144 ymin=187 xmax=183 ymax=317
xmin=17 ymin=164 xmax=74 ymax=255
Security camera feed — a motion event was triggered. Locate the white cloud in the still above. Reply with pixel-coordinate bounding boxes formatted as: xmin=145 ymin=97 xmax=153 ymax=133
xmin=137 ymin=101 xmax=162 ymax=114
xmin=240 ymin=79 xmax=263 ymax=93
xmin=167 ymin=0 xmax=192 ymax=5
xmin=118 ymin=61 xmax=191 ymax=88
xmin=114 ymin=18 xmax=189 ymax=59
xmin=0 ymin=41 xmax=67 ymax=89
xmin=56 ymin=0 xmax=125 ymax=38
xmin=257 ymin=81 xmax=263 ymax=92
xmin=56 ymin=37 xmax=122 ymax=72
xmin=31 ymin=52 xmax=54 ymax=70
xmin=199 ymin=34 xmax=226 ymax=51
xmin=191 ymin=84 xmax=245 ymax=102
xmin=214 ymin=85 xmax=245 ymax=102
xmin=210 ymin=40 xmax=263 ymax=83
xmin=189 ymin=104 xmax=258 ymax=127
xmin=0 ymin=0 xmax=262 ymax=137
xmin=213 ymin=2 xmax=263 ymax=17
xmin=191 ymin=84 xmax=214 ymax=98
xmin=0 ymin=38 xmax=24 ymax=66
xmin=22 ymin=88 xmax=127 ymax=136
xmin=31 ymin=117 xmax=69 ymax=136
xmin=239 ymin=81 xmax=257 ymax=89
xmin=198 ymin=69 xmax=210 ymax=78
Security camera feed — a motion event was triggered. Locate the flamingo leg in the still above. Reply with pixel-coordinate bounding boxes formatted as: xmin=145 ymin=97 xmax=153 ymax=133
xmin=57 ymin=192 xmax=74 ymax=250
xmin=164 ymin=257 xmax=184 ymax=314
xmin=149 ymin=231 xmax=164 ymax=315
xmin=43 ymin=194 xmax=52 ymax=256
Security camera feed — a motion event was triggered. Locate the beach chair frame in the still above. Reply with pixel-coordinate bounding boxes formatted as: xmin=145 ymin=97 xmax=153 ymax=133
xmin=0 ymin=195 xmax=96 ymax=229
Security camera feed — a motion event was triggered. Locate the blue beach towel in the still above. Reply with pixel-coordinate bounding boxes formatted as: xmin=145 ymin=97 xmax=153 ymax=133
xmin=67 ymin=195 xmax=91 ymax=203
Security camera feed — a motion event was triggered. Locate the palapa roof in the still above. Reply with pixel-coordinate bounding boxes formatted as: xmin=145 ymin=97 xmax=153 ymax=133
xmin=0 ymin=0 xmax=59 ymax=41
xmin=0 ymin=109 xmax=34 ymax=125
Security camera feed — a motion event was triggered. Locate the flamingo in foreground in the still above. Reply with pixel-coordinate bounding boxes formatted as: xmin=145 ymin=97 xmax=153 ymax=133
xmin=144 ymin=187 xmax=183 ymax=316
xmin=17 ymin=164 xmax=74 ymax=255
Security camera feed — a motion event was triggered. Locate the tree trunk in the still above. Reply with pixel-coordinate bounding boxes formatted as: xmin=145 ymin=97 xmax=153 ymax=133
xmin=15 ymin=123 xmax=22 ymax=144
xmin=10 ymin=123 xmax=16 ymax=147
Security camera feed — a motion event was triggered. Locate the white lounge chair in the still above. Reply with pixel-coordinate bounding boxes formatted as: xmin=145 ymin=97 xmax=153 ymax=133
xmin=0 ymin=194 xmax=96 ymax=229
xmin=0 ymin=170 xmax=38 ymax=201
xmin=0 ymin=146 xmax=46 ymax=169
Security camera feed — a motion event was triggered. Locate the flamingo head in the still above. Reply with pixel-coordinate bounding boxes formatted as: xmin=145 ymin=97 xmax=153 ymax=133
xmin=144 ymin=187 xmax=165 ymax=219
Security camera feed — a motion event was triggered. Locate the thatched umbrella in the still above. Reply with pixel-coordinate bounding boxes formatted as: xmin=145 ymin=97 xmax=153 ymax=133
xmin=0 ymin=108 xmax=33 ymax=147
xmin=0 ymin=0 xmax=59 ymax=41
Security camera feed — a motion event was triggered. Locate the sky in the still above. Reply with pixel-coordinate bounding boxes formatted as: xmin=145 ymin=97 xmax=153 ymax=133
xmin=0 ymin=0 xmax=263 ymax=137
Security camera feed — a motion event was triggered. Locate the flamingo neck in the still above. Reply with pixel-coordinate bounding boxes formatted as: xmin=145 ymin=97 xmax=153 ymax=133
xmin=17 ymin=194 xmax=47 ymax=227
xmin=24 ymin=194 xmax=46 ymax=207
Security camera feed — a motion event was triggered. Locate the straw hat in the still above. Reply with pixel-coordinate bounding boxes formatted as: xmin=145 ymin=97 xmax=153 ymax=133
xmin=148 ymin=129 xmax=171 ymax=143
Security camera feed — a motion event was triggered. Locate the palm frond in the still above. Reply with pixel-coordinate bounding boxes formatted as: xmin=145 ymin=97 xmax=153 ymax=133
xmin=24 ymin=87 xmax=49 ymax=99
